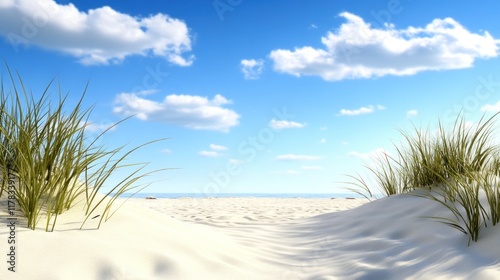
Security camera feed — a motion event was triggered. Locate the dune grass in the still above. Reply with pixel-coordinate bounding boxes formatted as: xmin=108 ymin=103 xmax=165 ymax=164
xmin=347 ymin=113 xmax=500 ymax=244
xmin=0 ymin=67 xmax=165 ymax=231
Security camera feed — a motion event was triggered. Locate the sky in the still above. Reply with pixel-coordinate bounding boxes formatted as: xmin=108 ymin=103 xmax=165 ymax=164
xmin=1 ymin=0 xmax=500 ymax=195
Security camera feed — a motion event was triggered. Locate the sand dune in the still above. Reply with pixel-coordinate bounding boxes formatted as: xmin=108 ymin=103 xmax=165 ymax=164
xmin=1 ymin=194 xmax=500 ymax=279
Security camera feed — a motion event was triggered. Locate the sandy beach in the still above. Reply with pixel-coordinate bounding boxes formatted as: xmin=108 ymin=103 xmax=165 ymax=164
xmin=1 ymin=0 xmax=500 ymax=279
xmin=1 ymin=194 xmax=500 ymax=279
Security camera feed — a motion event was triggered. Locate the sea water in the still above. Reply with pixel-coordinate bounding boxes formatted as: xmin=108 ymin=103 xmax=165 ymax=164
xmin=125 ymin=193 xmax=360 ymax=199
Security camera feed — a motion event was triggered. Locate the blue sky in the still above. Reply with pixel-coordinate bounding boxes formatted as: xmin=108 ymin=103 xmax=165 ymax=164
xmin=1 ymin=0 xmax=500 ymax=195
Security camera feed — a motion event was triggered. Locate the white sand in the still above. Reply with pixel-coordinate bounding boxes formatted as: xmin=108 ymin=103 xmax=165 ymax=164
xmin=1 ymin=194 xmax=500 ymax=279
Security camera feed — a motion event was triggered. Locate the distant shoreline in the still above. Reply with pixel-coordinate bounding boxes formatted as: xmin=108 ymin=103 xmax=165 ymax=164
xmin=121 ymin=192 xmax=363 ymax=199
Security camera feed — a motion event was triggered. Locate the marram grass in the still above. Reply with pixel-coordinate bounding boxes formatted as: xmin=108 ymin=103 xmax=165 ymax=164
xmin=0 ymin=67 xmax=166 ymax=231
xmin=347 ymin=112 xmax=500 ymax=244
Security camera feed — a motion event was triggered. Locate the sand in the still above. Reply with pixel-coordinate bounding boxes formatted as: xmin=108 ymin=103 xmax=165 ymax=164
xmin=1 ymin=194 xmax=500 ymax=279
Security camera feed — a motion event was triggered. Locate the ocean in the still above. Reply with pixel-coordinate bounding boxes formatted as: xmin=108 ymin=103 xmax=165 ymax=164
xmin=125 ymin=193 xmax=361 ymax=199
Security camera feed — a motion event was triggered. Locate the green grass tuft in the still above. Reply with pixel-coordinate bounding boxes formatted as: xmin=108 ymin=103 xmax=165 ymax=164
xmin=0 ymin=65 xmax=166 ymax=231
xmin=346 ymin=112 xmax=500 ymax=244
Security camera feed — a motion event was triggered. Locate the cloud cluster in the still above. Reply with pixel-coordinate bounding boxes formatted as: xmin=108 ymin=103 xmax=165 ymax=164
xmin=241 ymin=59 xmax=264 ymax=79
xmin=269 ymin=119 xmax=306 ymax=130
xmin=270 ymin=12 xmax=499 ymax=81
xmin=338 ymin=105 xmax=385 ymax=116
xmin=406 ymin=109 xmax=419 ymax=118
xmin=275 ymin=154 xmax=323 ymax=161
xmin=0 ymin=0 xmax=194 ymax=65
xmin=198 ymin=151 xmax=218 ymax=157
xmin=113 ymin=93 xmax=239 ymax=132
xmin=481 ymin=101 xmax=500 ymax=112
xmin=83 ymin=121 xmax=116 ymax=132
xmin=199 ymin=144 xmax=229 ymax=157
xmin=210 ymin=144 xmax=228 ymax=151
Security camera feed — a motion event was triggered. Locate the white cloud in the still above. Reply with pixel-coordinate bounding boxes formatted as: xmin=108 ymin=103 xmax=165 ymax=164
xmin=210 ymin=144 xmax=228 ymax=151
xmin=481 ymin=101 xmax=500 ymax=112
xmin=339 ymin=106 xmax=373 ymax=116
xmin=270 ymin=12 xmax=499 ymax=81
xmin=319 ymin=138 xmax=327 ymax=144
xmin=320 ymin=126 xmax=328 ymax=130
xmin=348 ymin=148 xmax=388 ymax=160
xmin=0 ymin=0 xmax=194 ymax=65
xmin=135 ymin=89 xmax=160 ymax=96
xmin=338 ymin=105 xmax=384 ymax=116
xmin=161 ymin=149 xmax=172 ymax=155
xmin=199 ymin=144 xmax=228 ymax=157
xmin=269 ymin=119 xmax=306 ymax=130
xmin=406 ymin=109 xmax=418 ymax=118
xmin=113 ymin=93 xmax=239 ymax=132
xmin=199 ymin=151 xmax=220 ymax=157
xmin=276 ymin=154 xmax=323 ymax=161
xmin=83 ymin=121 xmax=116 ymax=132
xmin=241 ymin=59 xmax=264 ymax=79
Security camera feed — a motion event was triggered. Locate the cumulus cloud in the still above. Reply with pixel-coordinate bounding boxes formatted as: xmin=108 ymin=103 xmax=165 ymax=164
xmin=135 ymin=89 xmax=159 ymax=96
xmin=241 ymin=59 xmax=264 ymax=79
xmin=113 ymin=93 xmax=239 ymax=132
xmin=270 ymin=12 xmax=499 ymax=81
xmin=199 ymin=144 xmax=228 ymax=157
xmin=276 ymin=154 xmax=323 ymax=161
xmin=210 ymin=144 xmax=228 ymax=151
xmin=269 ymin=119 xmax=306 ymax=130
xmin=199 ymin=151 xmax=220 ymax=157
xmin=406 ymin=109 xmax=419 ymax=118
xmin=338 ymin=105 xmax=384 ymax=116
xmin=83 ymin=121 xmax=116 ymax=132
xmin=481 ymin=101 xmax=500 ymax=112
xmin=0 ymin=0 xmax=194 ymax=65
